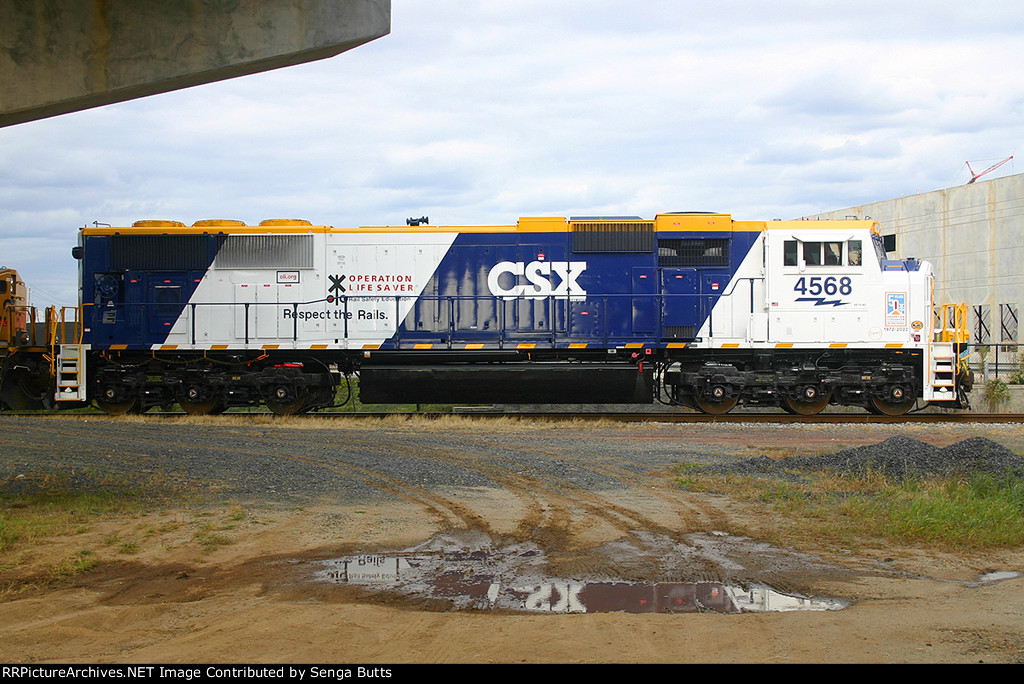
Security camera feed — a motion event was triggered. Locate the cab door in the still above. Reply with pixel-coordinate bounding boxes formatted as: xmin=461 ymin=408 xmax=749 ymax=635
xmin=147 ymin=274 xmax=187 ymax=340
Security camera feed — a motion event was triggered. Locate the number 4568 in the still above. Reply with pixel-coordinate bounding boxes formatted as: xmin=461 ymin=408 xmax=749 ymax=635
xmin=794 ymin=276 xmax=852 ymax=296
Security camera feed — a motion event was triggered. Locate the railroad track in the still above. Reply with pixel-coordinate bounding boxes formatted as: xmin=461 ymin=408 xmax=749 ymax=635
xmin=4 ymin=409 xmax=1023 ymax=423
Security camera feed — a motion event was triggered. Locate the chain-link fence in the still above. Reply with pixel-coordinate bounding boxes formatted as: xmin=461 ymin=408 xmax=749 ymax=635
xmin=966 ymin=343 xmax=1023 ymax=383
xmin=961 ymin=343 xmax=1024 ymax=412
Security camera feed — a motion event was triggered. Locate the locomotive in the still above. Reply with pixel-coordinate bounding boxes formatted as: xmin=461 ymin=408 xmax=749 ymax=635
xmin=0 ymin=212 xmax=972 ymax=415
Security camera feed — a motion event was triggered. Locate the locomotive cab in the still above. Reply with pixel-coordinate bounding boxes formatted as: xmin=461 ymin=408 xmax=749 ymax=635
xmin=666 ymin=219 xmax=968 ymax=415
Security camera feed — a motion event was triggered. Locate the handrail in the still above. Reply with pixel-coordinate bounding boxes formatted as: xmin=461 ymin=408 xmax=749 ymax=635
xmin=77 ymin=290 xmax=753 ymax=350
xmin=934 ymin=302 xmax=969 ymax=344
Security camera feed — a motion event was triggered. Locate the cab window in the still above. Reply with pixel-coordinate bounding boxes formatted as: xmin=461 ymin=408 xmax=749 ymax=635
xmin=824 ymin=242 xmax=842 ymax=266
xmin=847 ymin=240 xmax=862 ymax=266
xmin=803 ymin=242 xmax=822 ymax=266
xmin=783 ymin=240 xmax=798 ymax=266
xmin=784 ymin=239 xmax=860 ymax=267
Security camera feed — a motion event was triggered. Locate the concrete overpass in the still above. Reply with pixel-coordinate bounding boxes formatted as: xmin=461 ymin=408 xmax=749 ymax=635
xmin=0 ymin=0 xmax=390 ymax=128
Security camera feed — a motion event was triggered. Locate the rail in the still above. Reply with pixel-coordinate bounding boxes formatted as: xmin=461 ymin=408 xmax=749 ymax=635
xmin=5 ymin=409 xmax=1020 ymax=423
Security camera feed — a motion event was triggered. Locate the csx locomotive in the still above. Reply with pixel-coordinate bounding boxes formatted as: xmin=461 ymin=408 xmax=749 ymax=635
xmin=0 ymin=212 xmax=971 ymax=415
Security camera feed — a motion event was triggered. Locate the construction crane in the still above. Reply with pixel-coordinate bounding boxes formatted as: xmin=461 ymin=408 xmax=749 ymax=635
xmin=965 ymin=156 xmax=1013 ymax=183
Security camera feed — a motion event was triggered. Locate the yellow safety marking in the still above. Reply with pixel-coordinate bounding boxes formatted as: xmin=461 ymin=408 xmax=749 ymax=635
xmin=517 ymin=343 xmax=536 ymax=349
xmin=568 ymin=343 xmax=588 ymax=349
xmin=666 ymin=342 xmax=687 ymax=348
xmin=413 ymin=344 xmax=433 ymax=350
xmin=829 ymin=343 xmax=848 ymax=348
xmin=261 ymin=344 xmax=280 ymax=350
xmin=159 ymin=345 xmax=177 ymax=350
xmin=109 ymin=344 xmax=127 ymax=350
xmin=465 ymin=344 xmax=485 ymax=349
xmin=885 ymin=343 xmax=904 ymax=348
xmin=211 ymin=345 xmax=229 ymax=350
xmin=310 ymin=344 xmax=328 ymax=349
xmin=722 ymin=343 xmax=741 ymax=348
xmin=362 ymin=344 xmax=380 ymax=350
xmin=624 ymin=343 xmax=645 ymax=348
xmin=774 ymin=343 xmax=794 ymax=348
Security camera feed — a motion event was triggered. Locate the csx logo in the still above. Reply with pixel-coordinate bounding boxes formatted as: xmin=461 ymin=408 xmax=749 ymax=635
xmin=487 ymin=261 xmax=587 ymax=300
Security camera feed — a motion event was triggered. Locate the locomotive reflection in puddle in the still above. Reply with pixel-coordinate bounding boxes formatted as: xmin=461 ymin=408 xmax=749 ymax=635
xmin=317 ymin=550 xmax=846 ymax=614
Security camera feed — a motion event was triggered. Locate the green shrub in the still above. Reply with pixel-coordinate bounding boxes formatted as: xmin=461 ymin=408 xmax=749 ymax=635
xmin=985 ymin=378 xmax=1011 ymax=411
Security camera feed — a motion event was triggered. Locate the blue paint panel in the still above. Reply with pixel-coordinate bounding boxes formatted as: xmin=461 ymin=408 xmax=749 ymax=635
xmin=80 ymin=233 xmax=220 ymax=349
xmin=394 ymin=228 xmax=762 ymax=347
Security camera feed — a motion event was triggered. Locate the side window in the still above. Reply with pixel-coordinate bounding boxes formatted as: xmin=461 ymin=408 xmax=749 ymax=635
xmin=824 ymin=242 xmax=843 ymax=266
xmin=783 ymin=240 xmax=798 ymax=266
xmin=786 ymin=239 xmax=862 ymax=267
xmin=847 ymin=240 xmax=862 ymax=266
xmin=803 ymin=241 xmax=822 ymax=266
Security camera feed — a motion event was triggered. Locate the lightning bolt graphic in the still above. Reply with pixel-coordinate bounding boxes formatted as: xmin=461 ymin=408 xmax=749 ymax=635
xmin=795 ymin=297 xmax=848 ymax=307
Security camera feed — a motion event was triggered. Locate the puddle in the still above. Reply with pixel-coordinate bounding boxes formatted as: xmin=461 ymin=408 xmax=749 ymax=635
xmin=316 ymin=531 xmax=847 ymax=614
xmin=977 ymin=571 xmax=1021 ymax=585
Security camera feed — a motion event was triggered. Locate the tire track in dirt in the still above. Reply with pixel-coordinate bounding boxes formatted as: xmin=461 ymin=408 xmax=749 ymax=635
xmin=476 ymin=431 xmax=732 ymax=533
xmin=5 ymin=419 xmax=707 ymax=548
xmin=335 ymin=431 xmax=691 ymax=546
xmin=374 ymin=436 xmax=563 ymax=540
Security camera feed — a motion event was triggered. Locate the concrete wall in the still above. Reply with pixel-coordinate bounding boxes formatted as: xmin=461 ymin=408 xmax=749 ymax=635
xmin=803 ymin=172 xmax=1024 ymax=346
xmin=0 ymin=0 xmax=390 ymax=127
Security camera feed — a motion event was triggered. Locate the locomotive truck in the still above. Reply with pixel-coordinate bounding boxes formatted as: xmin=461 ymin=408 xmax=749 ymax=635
xmin=0 ymin=212 xmax=972 ymax=415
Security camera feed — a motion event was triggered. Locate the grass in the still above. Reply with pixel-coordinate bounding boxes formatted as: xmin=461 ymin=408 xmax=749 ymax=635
xmin=41 ymin=410 xmax=629 ymax=436
xmin=0 ymin=489 xmax=145 ymax=555
xmin=676 ymin=466 xmax=1024 ymax=551
xmin=0 ymin=487 xmax=152 ymax=596
xmin=0 ymin=479 xmax=256 ymax=596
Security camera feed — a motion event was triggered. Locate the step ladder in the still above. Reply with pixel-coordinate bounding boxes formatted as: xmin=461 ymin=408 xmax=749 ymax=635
xmin=929 ymin=341 xmax=957 ymax=401
xmin=55 ymin=344 xmax=87 ymax=402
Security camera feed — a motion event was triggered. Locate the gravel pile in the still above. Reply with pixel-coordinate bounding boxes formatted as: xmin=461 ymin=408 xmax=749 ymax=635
xmin=709 ymin=436 xmax=1024 ymax=480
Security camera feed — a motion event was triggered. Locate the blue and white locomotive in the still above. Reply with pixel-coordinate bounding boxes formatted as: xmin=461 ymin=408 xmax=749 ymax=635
xmin=5 ymin=212 xmax=972 ymax=415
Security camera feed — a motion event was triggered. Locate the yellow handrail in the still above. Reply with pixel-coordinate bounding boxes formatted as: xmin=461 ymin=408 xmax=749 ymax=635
xmin=934 ymin=302 xmax=969 ymax=344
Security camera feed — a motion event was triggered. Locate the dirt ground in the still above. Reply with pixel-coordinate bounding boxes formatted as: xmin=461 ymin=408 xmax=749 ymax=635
xmin=2 ymin=418 xmax=1024 ymax=664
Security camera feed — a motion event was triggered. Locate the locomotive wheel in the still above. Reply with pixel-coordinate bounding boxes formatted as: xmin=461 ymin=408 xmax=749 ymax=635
xmin=782 ymin=387 xmax=832 ymax=415
xmin=266 ymin=398 xmax=305 ymax=416
xmin=694 ymin=384 xmax=737 ymax=415
xmin=869 ymin=397 xmax=916 ymax=416
xmin=179 ymin=385 xmax=222 ymax=416
xmin=869 ymin=385 xmax=915 ymax=416
xmin=696 ymin=395 xmax=737 ymax=417
xmin=95 ymin=398 xmax=138 ymax=415
xmin=694 ymin=396 xmax=738 ymax=415
xmin=265 ymin=384 xmax=306 ymax=416
xmin=96 ymin=385 xmax=137 ymax=415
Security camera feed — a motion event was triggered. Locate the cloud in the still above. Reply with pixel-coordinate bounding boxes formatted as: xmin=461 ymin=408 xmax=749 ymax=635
xmin=2 ymin=0 xmax=1023 ymax=304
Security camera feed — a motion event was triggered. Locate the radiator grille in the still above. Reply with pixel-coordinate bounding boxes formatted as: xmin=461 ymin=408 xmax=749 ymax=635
xmin=571 ymin=221 xmax=654 ymax=253
xmin=658 ymin=238 xmax=730 ymax=267
xmin=110 ymin=235 xmax=209 ymax=270
xmin=215 ymin=235 xmax=314 ymax=269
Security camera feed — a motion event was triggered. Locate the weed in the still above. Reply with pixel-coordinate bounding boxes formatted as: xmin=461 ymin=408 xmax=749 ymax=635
xmin=985 ymin=378 xmax=1011 ymax=411
xmin=675 ymin=465 xmax=1024 ymax=550
xmin=194 ymin=531 xmax=232 ymax=552
xmin=47 ymin=550 xmax=100 ymax=581
xmin=118 ymin=540 xmax=140 ymax=554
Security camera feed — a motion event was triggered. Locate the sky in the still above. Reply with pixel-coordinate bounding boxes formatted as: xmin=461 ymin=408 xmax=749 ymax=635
xmin=2 ymin=0 xmax=1024 ymax=307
